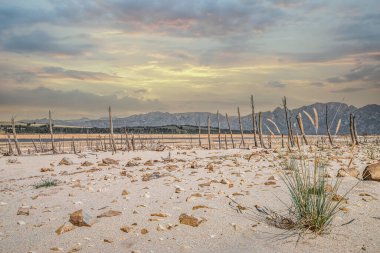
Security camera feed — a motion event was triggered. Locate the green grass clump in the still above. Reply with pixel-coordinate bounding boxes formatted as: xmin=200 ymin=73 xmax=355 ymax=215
xmin=281 ymin=156 xmax=347 ymax=234
xmin=33 ymin=178 xmax=59 ymax=189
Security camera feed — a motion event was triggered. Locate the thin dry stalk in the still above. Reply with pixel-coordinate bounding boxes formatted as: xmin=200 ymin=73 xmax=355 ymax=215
xmin=217 ymin=111 xmax=221 ymax=149
xmin=251 ymin=95 xmax=258 ymax=147
xmin=226 ymin=113 xmax=235 ymax=148
xmin=237 ymin=107 xmax=245 ymax=148
xmin=11 ymin=117 xmax=21 ymax=155
xmin=207 ymin=115 xmax=211 ymax=149
xmin=48 ymin=110 xmax=57 ymax=154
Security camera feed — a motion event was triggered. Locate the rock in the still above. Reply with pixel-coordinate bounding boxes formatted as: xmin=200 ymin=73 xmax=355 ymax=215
xmin=179 ymin=213 xmax=206 ymax=227
xmin=40 ymin=167 xmax=54 ymax=172
xmin=337 ymin=168 xmax=360 ymax=178
xmin=55 ymin=222 xmax=76 ymax=235
xmin=59 ymin=158 xmax=73 ymax=166
xmin=17 ymin=207 xmax=30 ymax=216
xmin=102 ymin=158 xmax=119 ymax=165
xmin=363 ymin=163 xmax=380 ymax=181
xmin=165 ymin=165 xmax=178 ymax=172
xmin=186 ymin=193 xmax=202 ymax=201
xmin=192 ymin=205 xmax=210 ymax=210
xmin=156 ymin=224 xmax=166 ymax=231
xmin=120 ymin=170 xmax=127 ymax=176
xmin=264 ymin=181 xmax=276 ymax=185
xmin=141 ymin=228 xmax=149 ymax=235
xmin=151 ymin=213 xmax=169 ymax=218
xmin=190 ymin=160 xmax=197 ymax=169
xmin=81 ymin=161 xmax=93 ymax=166
xmin=104 ymin=238 xmax=113 ymax=243
xmin=126 ymin=160 xmax=139 ymax=167
xmin=206 ymin=163 xmax=214 ymax=172
xmin=17 ymin=220 xmax=26 ymax=225
xmin=220 ymin=178 xmax=231 ymax=184
xmin=120 ymin=226 xmax=133 ymax=233
xmin=144 ymin=160 xmax=154 ymax=166
xmin=69 ymin=209 xmax=94 ymax=227
xmin=122 ymin=190 xmax=129 ymax=196
xmin=97 ymin=210 xmax=122 ymax=218
xmin=267 ymin=175 xmax=275 ymax=180
xmin=50 ymin=247 xmax=63 ymax=251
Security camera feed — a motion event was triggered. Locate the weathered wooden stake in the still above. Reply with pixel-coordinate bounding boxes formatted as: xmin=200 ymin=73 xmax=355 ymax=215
xmin=198 ymin=119 xmax=202 ymax=147
xmin=11 ymin=117 xmax=21 ymax=155
xmin=250 ymin=95 xmax=258 ymax=147
xmin=48 ymin=110 xmax=57 ymax=154
xmin=131 ymin=134 xmax=136 ymax=151
xmin=224 ymin=133 xmax=228 ymax=149
xmin=258 ymin=112 xmax=266 ymax=148
xmin=349 ymin=114 xmax=355 ymax=145
xmin=352 ymin=115 xmax=359 ymax=145
xmin=7 ymin=133 xmax=14 ymax=155
xmin=217 ymin=111 xmax=221 ymax=149
xmin=237 ymin=107 xmax=245 ymax=148
xmin=282 ymin=97 xmax=294 ymax=147
xmin=125 ymin=128 xmax=131 ymax=151
xmin=108 ymin=106 xmax=117 ymax=153
xmin=207 ymin=115 xmax=211 ymax=149
xmin=225 ymin=113 xmax=235 ymax=148
xmin=325 ymin=105 xmax=333 ymax=146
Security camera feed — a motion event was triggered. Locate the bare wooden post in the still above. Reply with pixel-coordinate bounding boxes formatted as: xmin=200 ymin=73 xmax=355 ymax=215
xmin=296 ymin=113 xmax=308 ymax=145
xmin=198 ymin=119 xmax=202 ymax=147
xmin=108 ymin=106 xmax=117 ymax=153
xmin=282 ymin=97 xmax=294 ymax=147
xmin=72 ymin=136 xmax=77 ymax=154
xmin=32 ymin=139 xmax=38 ymax=153
xmin=7 ymin=133 xmax=14 ymax=155
xmin=349 ymin=114 xmax=355 ymax=145
xmin=325 ymin=105 xmax=333 ymax=146
xmin=11 ymin=117 xmax=21 ymax=155
xmin=258 ymin=112 xmax=266 ymax=148
xmin=237 ymin=107 xmax=245 ymax=148
xmin=207 ymin=115 xmax=211 ymax=149
xmin=217 ymin=111 xmax=221 ymax=149
xmin=224 ymin=133 xmax=228 ymax=149
xmin=131 ymin=134 xmax=136 ymax=151
xmin=125 ymin=128 xmax=131 ymax=151
xmin=39 ymin=134 xmax=43 ymax=152
xmin=48 ymin=110 xmax=57 ymax=154
xmin=251 ymin=95 xmax=258 ymax=147
xmin=225 ymin=113 xmax=235 ymax=148
xmin=352 ymin=115 xmax=359 ymax=145
xmin=268 ymin=134 xmax=272 ymax=149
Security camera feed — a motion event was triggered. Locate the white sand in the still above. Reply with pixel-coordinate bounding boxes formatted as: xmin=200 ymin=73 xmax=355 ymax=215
xmin=0 ymin=146 xmax=379 ymax=253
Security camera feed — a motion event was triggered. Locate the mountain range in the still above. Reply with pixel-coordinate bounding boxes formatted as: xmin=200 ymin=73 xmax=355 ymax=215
xmin=22 ymin=102 xmax=380 ymax=135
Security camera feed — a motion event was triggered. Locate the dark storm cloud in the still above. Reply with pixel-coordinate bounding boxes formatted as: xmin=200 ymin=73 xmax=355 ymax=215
xmin=1 ymin=30 xmax=94 ymax=55
xmin=0 ymin=87 xmax=164 ymax=111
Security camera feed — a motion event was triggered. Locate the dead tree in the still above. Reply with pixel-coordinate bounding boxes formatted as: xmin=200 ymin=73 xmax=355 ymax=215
xmin=225 ymin=113 xmax=235 ymax=148
xmin=251 ymin=95 xmax=258 ymax=147
xmin=349 ymin=114 xmax=355 ymax=145
xmin=237 ymin=107 xmax=245 ymax=148
xmin=11 ymin=117 xmax=21 ymax=155
xmin=48 ymin=110 xmax=57 ymax=154
xmin=207 ymin=115 xmax=211 ymax=149
xmin=352 ymin=115 xmax=359 ymax=145
xmin=258 ymin=112 xmax=266 ymax=148
xmin=296 ymin=113 xmax=308 ymax=145
xmin=217 ymin=111 xmax=221 ymax=149
xmin=108 ymin=106 xmax=117 ymax=153
xmin=125 ymin=128 xmax=131 ymax=151
xmin=282 ymin=97 xmax=294 ymax=147
xmin=325 ymin=105 xmax=333 ymax=146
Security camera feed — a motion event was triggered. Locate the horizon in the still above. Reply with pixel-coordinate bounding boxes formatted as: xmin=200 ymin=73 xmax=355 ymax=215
xmin=0 ymin=1 xmax=379 ymax=120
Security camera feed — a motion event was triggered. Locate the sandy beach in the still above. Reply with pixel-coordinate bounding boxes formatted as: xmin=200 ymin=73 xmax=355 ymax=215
xmin=0 ymin=143 xmax=379 ymax=253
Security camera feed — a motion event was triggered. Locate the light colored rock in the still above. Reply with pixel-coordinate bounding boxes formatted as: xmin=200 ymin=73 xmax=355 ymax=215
xmin=120 ymin=226 xmax=133 ymax=233
xmin=97 ymin=210 xmax=122 ymax=218
xmin=17 ymin=207 xmax=30 ymax=216
xmin=102 ymin=158 xmax=119 ymax=165
xmin=337 ymin=168 xmax=360 ymax=178
xmin=363 ymin=162 xmax=380 ymax=181
xmin=81 ymin=161 xmax=93 ymax=166
xmin=40 ymin=167 xmax=54 ymax=172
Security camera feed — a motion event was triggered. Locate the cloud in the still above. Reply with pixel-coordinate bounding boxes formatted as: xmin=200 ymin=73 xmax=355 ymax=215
xmin=327 ymin=64 xmax=380 ymax=83
xmin=266 ymin=80 xmax=287 ymax=88
xmin=1 ymin=30 xmax=94 ymax=55
xmin=0 ymin=87 xmax=165 ymax=112
xmin=41 ymin=67 xmax=117 ymax=81
xmin=310 ymin=82 xmax=325 ymax=87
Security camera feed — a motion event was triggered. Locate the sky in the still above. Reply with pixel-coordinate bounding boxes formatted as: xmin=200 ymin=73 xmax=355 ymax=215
xmin=0 ymin=0 xmax=379 ymax=120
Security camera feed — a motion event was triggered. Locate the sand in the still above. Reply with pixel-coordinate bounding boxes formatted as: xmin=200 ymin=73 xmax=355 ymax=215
xmin=0 ymin=144 xmax=379 ymax=253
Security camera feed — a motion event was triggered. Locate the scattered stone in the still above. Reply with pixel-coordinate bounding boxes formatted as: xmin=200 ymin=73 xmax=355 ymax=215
xmin=151 ymin=213 xmax=169 ymax=218
xmin=104 ymin=239 xmax=113 ymax=243
xmin=267 ymin=176 xmax=275 ymax=181
xmin=59 ymin=158 xmax=73 ymax=166
xmin=81 ymin=161 xmax=93 ymax=166
xmin=156 ymin=224 xmax=166 ymax=231
xmin=40 ymin=167 xmax=54 ymax=172
xmin=55 ymin=222 xmax=76 ymax=235
xmin=50 ymin=247 xmax=63 ymax=251
xmin=186 ymin=193 xmax=202 ymax=202
xmin=179 ymin=213 xmax=206 ymax=227
xmin=190 ymin=161 xmax=197 ymax=169
xmin=141 ymin=228 xmax=149 ymax=235
xmin=363 ymin=162 xmax=380 ymax=181
xmin=120 ymin=226 xmax=133 ymax=233
xmin=122 ymin=190 xmax=129 ymax=196
xmin=192 ymin=205 xmax=210 ymax=210
xmin=264 ymin=181 xmax=276 ymax=185
xmin=206 ymin=163 xmax=214 ymax=172
xmin=69 ymin=209 xmax=94 ymax=227
xmin=164 ymin=164 xmax=178 ymax=172
xmin=97 ymin=210 xmax=122 ymax=218
xmin=102 ymin=158 xmax=119 ymax=165
xmin=126 ymin=160 xmax=139 ymax=167
xmin=17 ymin=220 xmax=26 ymax=225
xmin=339 ymin=207 xmax=350 ymax=212
xmin=17 ymin=207 xmax=30 ymax=216
xmin=142 ymin=172 xmax=161 ymax=181
xmin=144 ymin=160 xmax=154 ymax=166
